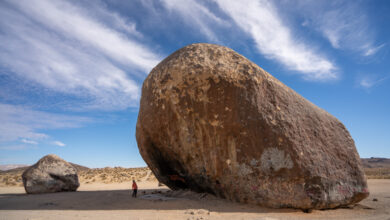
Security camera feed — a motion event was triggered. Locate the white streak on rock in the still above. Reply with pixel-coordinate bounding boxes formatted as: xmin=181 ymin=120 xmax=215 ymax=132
xmin=260 ymin=147 xmax=293 ymax=173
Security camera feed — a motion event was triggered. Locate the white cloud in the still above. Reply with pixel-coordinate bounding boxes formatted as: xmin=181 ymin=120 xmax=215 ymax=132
xmin=0 ymin=0 xmax=162 ymax=110
xmin=161 ymin=0 xmax=228 ymax=42
xmin=21 ymin=139 xmax=38 ymax=145
xmin=213 ymin=0 xmax=337 ymax=80
xmin=0 ymin=103 xmax=90 ymax=142
xmin=364 ymin=44 xmax=386 ymax=57
xmin=359 ymin=75 xmax=389 ymax=89
xmin=359 ymin=78 xmax=374 ymax=88
xmin=82 ymin=2 xmax=144 ymax=39
xmin=53 ymin=141 xmax=66 ymax=147
xmin=300 ymin=1 xmax=382 ymax=56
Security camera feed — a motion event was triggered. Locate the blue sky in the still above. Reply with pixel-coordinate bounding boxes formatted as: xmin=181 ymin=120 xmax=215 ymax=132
xmin=0 ymin=0 xmax=389 ymax=168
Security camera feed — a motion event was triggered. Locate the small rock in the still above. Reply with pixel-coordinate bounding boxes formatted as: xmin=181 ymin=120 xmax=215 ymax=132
xmin=40 ymin=202 xmax=56 ymax=206
xmin=185 ymin=210 xmax=195 ymax=215
xmin=340 ymin=204 xmax=355 ymax=209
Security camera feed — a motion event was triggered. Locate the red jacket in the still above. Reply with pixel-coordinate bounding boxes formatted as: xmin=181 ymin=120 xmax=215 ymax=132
xmin=132 ymin=182 xmax=138 ymax=190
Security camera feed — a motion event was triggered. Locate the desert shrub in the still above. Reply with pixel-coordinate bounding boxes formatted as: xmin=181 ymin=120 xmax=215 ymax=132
xmin=364 ymin=168 xmax=390 ymax=179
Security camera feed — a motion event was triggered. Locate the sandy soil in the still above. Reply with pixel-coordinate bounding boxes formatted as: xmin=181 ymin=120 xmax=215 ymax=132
xmin=0 ymin=179 xmax=389 ymax=220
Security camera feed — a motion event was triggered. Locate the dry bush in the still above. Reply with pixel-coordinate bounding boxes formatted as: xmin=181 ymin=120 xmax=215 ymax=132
xmin=77 ymin=167 xmax=157 ymax=184
xmin=364 ymin=167 xmax=390 ymax=179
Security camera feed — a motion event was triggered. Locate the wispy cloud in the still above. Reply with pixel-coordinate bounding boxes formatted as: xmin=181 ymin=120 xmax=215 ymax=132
xmin=213 ymin=0 xmax=337 ymax=80
xmin=21 ymin=139 xmax=38 ymax=145
xmin=53 ymin=141 xmax=66 ymax=147
xmin=0 ymin=103 xmax=90 ymax=142
xmin=299 ymin=1 xmax=382 ymax=57
xmin=161 ymin=0 xmax=228 ymax=42
xmin=359 ymin=75 xmax=389 ymax=89
xmin=0 ymin=0 xmax=162 ymax=110
xmin=159 ymin=0 xmax=336 ymax=80
xmin=364 ymin=44 xmax=386 ymax=57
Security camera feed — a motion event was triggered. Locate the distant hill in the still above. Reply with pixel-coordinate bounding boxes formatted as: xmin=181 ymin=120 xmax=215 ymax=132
xmin=0 ymin=166 xmax=29 ymax=174
xmin=361 ymin=157 xmax=390 ymax=168
xmin=361 ymin=158 xmax=390 ymax=179
xmin=0 ymin=164 xmax=29 ymax=171
xmin=69 ymin=163 xmax=90 ymax=172
xmin=0 ymin=162 xmax=89 ymax=174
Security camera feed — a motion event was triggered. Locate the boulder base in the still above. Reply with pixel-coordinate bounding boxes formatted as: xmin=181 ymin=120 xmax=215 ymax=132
xmin=136 ymin=43 xmax=369 ymax=209
xmin=22 ymin=154 xmax=79 ymax=194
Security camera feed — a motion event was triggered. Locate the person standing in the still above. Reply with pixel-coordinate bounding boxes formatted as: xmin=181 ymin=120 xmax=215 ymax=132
xmin=132 ymin=180 xmax=138 ymax=198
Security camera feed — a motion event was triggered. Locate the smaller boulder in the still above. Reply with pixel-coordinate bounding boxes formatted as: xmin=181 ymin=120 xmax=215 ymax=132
xmin=22 ymin=154 xmax=79 ymax=194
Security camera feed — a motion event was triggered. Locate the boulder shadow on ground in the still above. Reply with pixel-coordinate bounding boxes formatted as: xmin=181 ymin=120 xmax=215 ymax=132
xmin=0 ymin=189 xmax=302 ymax=214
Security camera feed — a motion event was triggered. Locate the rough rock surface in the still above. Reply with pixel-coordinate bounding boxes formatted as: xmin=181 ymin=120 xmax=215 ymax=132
xmin=136 ymin=43 xmax=369 ymax=209
xmin=22 ymin=154 xmax=79 ymax=194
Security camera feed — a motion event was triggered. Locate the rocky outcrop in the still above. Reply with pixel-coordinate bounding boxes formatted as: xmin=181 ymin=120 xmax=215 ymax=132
xmin=136 ymin=43 xmax=369 ymax=209
xmin=22 ymin=154 xmax=79 ymax=194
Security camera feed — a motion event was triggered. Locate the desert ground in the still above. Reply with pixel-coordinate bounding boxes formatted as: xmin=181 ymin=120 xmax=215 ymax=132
xmin=0 ymin=170 xmax=389 ymax=220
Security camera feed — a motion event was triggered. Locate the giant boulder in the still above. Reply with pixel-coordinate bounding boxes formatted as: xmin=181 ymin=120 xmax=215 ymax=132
xmin=22 ymin=154 xmax=79 ymax=194
xmin=136 ymin=43 xmax=369 ymax=209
